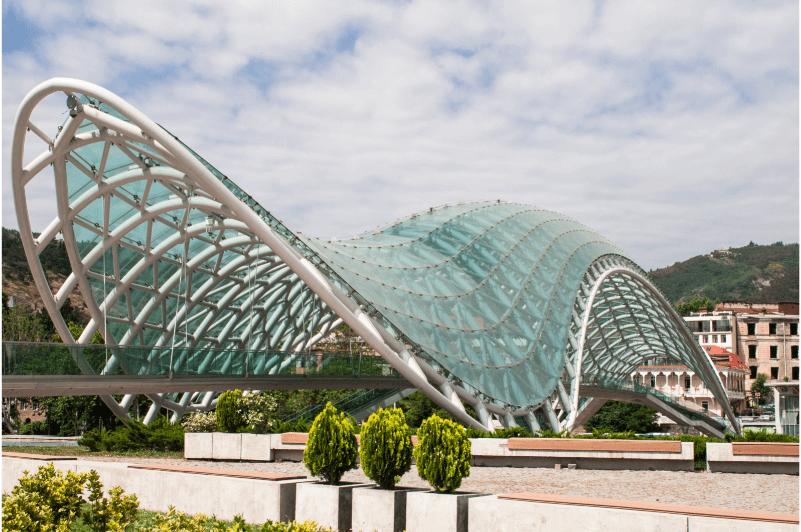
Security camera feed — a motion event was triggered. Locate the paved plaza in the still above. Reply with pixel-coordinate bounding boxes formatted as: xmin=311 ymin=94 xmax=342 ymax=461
xmin=72 ymin=456 xmax=798 ymax=515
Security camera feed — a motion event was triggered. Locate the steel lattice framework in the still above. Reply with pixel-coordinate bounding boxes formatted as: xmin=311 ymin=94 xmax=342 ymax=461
xmin=11 ymin=78 xmax=738 ymax=431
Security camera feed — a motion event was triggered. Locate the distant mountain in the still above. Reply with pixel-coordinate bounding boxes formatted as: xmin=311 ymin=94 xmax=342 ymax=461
xmin=649 ymin=242 xmax=799 ymax=306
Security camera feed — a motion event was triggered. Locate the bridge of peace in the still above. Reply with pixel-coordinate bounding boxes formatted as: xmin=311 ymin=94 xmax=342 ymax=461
xmin=5 ymin=78 xmax=738 ymax=439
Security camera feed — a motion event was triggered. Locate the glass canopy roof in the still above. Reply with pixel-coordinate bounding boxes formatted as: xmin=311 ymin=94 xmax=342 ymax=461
xmin=301 ymin=203 xmax=626 ymax=407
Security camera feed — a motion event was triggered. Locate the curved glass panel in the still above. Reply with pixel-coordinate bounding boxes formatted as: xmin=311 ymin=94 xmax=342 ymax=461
xmin=300 ymin=203 xmax=627 ymax=407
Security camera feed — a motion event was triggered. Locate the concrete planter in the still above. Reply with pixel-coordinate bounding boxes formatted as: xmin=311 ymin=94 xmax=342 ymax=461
xmin=295 ymin=481 xmax=369 ymax=531
xmin=241 ymin=433 xmax=273 ymax=461
xmin=405 ymin=490 xmax=484 ymax=532
xmin=352 ymin=486 xmax=419 ymax=532
xmin=212 ymin=432 xmax=242 ymax=460
xmin=184 ymin=432 xmax=212 ymax=459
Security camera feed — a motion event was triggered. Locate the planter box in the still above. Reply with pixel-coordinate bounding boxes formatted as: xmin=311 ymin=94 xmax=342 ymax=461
xmin=212 ymin=432 xmax=242 ymax=460
xmin=295 ymin=481 xmax=369 ymax=531
xmin=406 ymin=490 xmax=484 ymax=532
xmin=241 ymin=433 xmax=273 ymax=461
xmin=352 ymin=486 xmax=420 ymax=532
xmin=184 ymin=433 xmax=213 ymax=459
xmin=470 ymin=438 xmax=694 ymax=471
xmin=707 ymin=442 xmax=800 ymax=474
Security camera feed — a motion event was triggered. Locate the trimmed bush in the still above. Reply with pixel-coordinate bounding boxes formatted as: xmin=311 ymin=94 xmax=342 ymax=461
xmin=414 ymin=414 xmax=471 ymax=493
xmin=303 ymin=402 xmax=358 ymax=484
xmin=216 ymin=389 xmax=245 ymax=433
xmin=360 ymin=407 xmax=413 ymax=489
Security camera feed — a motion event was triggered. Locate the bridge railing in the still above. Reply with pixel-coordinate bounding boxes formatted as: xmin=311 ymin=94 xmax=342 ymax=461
xmin=579 ymin=373 xmax=727 ymax=431
xmin=1 ymin=342 xmax=402 ymax=379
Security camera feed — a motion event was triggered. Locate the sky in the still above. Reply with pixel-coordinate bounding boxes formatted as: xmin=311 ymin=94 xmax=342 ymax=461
xmin=2 ymin=1 xmax=798 ymax=271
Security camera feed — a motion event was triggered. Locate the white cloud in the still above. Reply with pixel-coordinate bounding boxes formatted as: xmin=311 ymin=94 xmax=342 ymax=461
xmin=2 ymin=0 xmax=798 ymax=271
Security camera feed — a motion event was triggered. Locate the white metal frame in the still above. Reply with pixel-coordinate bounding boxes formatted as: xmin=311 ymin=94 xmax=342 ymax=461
xmin=11 ymin=79 xmax=738 ymax=432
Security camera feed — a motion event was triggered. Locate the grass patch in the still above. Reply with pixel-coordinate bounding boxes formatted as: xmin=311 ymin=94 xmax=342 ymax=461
xmin=3 ymin=445 xmax=183 ymax=459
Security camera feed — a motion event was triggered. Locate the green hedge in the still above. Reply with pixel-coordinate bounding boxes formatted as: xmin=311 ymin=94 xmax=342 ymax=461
xmin=78 ymin=416 xmax=184 ymax=452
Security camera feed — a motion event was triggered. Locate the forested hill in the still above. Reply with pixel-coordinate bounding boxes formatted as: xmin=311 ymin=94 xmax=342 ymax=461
xmin=649 ymin=242 xmax=799 ymax=306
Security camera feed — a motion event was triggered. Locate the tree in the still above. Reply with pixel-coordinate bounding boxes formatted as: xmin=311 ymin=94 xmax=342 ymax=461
xmin=676 ymin=296 xmax=720 ymax=316
xmin=584 ymin=400 xmax=659 ymax=433
xmin=751 ymin=373 xmax=770 ymax=404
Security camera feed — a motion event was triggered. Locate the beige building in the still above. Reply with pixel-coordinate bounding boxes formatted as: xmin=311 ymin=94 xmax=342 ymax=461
xmin=714 ymin=302 xmax=799 ymax=389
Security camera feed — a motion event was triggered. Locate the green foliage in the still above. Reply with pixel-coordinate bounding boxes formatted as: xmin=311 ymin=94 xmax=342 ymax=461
xmin=725 ymin=431 xmax=799 ymax=443
xmin=138 ymin=506 xmax=212 ymax=532
xmin=675 ymin=297 xmax=720 ymax=316
xmin=19 ymin=421 xmax=48 ymax=435
xmin=133 ymin=506 xmax=335 ymax=532
xmin=83 ymin=472 xmax=140 ymax=532
xmin=39 ymin=395 xmax=122 ymax=437
xmin=2 ymin=463 xmax=139 ymax=532
xmin=182 ymin=411 xmax=218 ymax=433
xmin=465 ymin=426 xmax=533 ymax=438
xmin=751 ymin=373 xmax=770 ymax=399
xmin=78 ymin=416 xmax=184 ymax=452
xmin=360 ymin=407 xmax=413 ymax=489
xmin=4 ymin=462 xmax=89 ymax=530
xmin=396 ymin=391 xmax=462 ymax=428
xmin=414 ymin=415 xmax=471 ymax=493
xmin=650 ymin=242 xmax=799 ymax=304
xmin=584 ymin=400 xmax=659 ymax=433
xmin=216 ymin=390 xmax=245 ymax=433
xmin=241 ymin=391 xmax=279 ymax=434
xmin=269 ymin=418 xmax=312 ymax=434
xmin=303 ymin=402 xmax=358 ymax=484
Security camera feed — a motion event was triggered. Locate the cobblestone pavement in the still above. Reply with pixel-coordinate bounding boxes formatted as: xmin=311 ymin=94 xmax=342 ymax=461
xmin=76 ymin=456 xmax=799 ymax=515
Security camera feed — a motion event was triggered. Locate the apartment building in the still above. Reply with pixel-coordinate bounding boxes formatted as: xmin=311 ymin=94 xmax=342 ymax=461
xmin=715 ymin=302 xmax=800 ymax=388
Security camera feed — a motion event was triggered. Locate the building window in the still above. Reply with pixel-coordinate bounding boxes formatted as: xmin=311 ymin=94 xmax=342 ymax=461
xmin=750 ymin=366 xmax=758 ymax=379
xmin=793 ymin=367 xmax=799 ymax=380
xmin=712 ymin=335 xmax=718 ymax=343
xmin=769 ymin=323 xmax=777 ymax=335
xmin=792 ymin=346 xmax=799 ymax=359
xmin=720 ymin=334 xmax=726 ymax=343
xmin=770 ymin=346 xmax=778 ymax=359
xmin=749 ymin=345 xmax=757 ymax=359
xmin=703 ymin=335 xmax=708 ymax=343
xmin=747 ymin=323 xmax=756 ymax=335
xmin=771 ymin=367 xmax=779 ymax=379
xmin=701 ymin=401 xmax=709 ymax=411
xmin=650 ymin=376 xmax=655 ymax=387
xmin=792 ymin=323 xmax=798 ymax=335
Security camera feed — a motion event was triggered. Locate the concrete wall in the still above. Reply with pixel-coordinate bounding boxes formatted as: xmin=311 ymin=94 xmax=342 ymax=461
xmin=468 ymin=495 xmax=798 ymax=532
xmin=3 ymin=457 xmax=308 ymax=524
xmin=4 ymin=457 xmax=797 ymax=531
xmin=707 ymin=443 xmax=799 ymax=475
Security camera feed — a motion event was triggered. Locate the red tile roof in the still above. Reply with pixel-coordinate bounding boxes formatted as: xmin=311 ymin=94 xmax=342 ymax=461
xmin=703 ymin=345 xmax=748 ymax=371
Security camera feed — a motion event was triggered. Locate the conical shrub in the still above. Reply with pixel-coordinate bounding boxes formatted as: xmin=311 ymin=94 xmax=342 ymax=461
xmin=360 ymin=407 xmax=413 ymax=489
xmin=216 ymin=389 xmax=244 ymax=433
xmin=414 ymin=414 xmax=471 ymax=493
xmin=303 ymin=402 xmax=358 ymax=484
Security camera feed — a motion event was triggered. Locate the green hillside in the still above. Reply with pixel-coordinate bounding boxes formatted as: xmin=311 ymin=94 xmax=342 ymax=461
xmin=649 ymin=242 xmax=799 ymax=306
xmin=2 ymin=227 xmax=797 ymax=312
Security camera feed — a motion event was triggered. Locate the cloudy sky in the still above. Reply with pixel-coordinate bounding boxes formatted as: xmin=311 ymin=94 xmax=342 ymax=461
xmin=3 ymin=1 xmax=798 ymax=270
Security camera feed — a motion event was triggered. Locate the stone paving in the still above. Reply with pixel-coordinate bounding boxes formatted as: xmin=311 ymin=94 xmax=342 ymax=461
xmin=75 ymin=456 xmax=799 ymax=515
